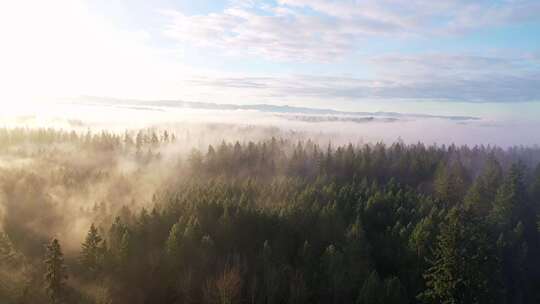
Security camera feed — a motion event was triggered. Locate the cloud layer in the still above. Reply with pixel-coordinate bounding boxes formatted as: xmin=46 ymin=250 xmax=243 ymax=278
xmin=1 ymin=0 xmax=538 ymax=108
xmin=162 ymin=0 xmax=540 ymax=61
xmin=188 ymin=53 xmax=540 ymax=103
xmin=158 ymin=0 xmax=540 ymax=103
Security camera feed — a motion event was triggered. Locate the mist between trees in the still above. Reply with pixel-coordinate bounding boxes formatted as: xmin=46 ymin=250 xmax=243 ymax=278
xmin=1 ymin=126 xmax=540 ymax=304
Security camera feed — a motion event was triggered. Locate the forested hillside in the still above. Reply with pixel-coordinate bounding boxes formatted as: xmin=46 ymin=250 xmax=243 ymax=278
xmin=1 ymin=127 xmax=540 ymax=304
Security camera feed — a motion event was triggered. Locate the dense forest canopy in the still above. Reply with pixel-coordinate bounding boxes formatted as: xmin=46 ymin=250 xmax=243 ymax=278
xmin=1 ymin=126 xmax=540 ymax=304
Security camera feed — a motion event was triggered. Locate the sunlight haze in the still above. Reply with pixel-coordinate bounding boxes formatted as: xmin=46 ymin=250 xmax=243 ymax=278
xmin=0 ymin=0 xmax=539 ymax=142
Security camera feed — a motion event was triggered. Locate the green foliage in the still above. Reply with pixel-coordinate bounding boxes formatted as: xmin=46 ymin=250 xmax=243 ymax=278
xmin=45 ymin=238 xmax=68 ymax=304
xmin=323 ymin=244 xmax=345 ymax=304
xmin=465 ymin=155 xmax=503 ymax=216
xmin=434 ymin=160 xmax=469 ymax=206
xmin=357 ymin=271 xmax=382 ymax=304
xmin=2 ymin=128 xmax=540 ymax=303
xmin=419 ymin=209 xmax=501 ymax=304
xmin=357 ymin=271 xmax=407 ymax=304
xmin=0 ymin=231 xmax=19 ymax=266
xmin=80 ymin=224 xmax=104 ymax=277
xmin=490 ymin=163 xmax=528 ymax=229
xmin=530 ymin=164 xmax=540 ymax=202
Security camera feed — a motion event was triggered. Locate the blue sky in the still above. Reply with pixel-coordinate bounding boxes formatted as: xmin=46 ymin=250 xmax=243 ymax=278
xmin=0 ymin=0 xmax=539 ymax=119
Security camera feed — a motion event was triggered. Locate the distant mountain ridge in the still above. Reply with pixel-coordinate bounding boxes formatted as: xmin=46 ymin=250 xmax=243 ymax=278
xmin=70 ymin=96 xmax=481 ymax=121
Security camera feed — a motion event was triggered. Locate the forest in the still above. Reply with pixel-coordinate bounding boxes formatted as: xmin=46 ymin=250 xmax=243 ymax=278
xmin=1 ymin=127 xmax=540 ymax=304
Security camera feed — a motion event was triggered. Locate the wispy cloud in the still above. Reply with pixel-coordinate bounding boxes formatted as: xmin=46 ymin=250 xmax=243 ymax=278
xmin=160 ymin=8 xmax=351 ymax=61
xmin=2 ymin=0 xmax=538 ymax=108
xmin=161 ymin=0 xmax=540 ymax=61
xmin=188 ymin=53 xmax=540 ymax=103
xmin=279 ymin=0 xmax=540 ymax=34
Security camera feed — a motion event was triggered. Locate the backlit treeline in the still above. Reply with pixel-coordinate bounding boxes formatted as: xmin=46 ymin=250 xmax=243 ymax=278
xmin=1 ymin=127 xmax=540 ymax=303
xmin=0 ymin=127 xmax=176 ymax=149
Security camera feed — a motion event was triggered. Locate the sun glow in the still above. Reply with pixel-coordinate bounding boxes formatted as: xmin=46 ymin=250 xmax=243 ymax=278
xmin=0 ymin=0 xmax=196 ymax=114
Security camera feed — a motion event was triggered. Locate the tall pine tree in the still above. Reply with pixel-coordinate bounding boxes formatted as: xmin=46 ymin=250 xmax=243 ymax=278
xmin=419 ymin=208 xmax=501 ymax=304
xmin=80 ymin=223 xmax=104 ymax=277
xmin=45 ymin=238 xmax=68 ymax=304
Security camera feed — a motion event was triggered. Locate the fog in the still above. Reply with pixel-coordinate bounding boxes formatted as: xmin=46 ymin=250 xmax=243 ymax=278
xmin=0 ymin=103 xmax=536 ymax=253
xmin=1 ymin=100 xmax=537 ymax=256
xmin=1 ymin=101 xmax=539 ymax=148
xmin=1 ymin=103 xmax=540 ymax=303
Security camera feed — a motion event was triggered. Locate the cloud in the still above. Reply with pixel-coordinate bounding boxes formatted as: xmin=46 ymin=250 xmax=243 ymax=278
xmin=279 ymin=0 xmax=540 ymax=33
xmin=161 ymin=0 xmax=540 ymax=61
xmin=160 ymin=7 xmax=353 ymax=61
xmin=1 ymin=0 xmax=537 ymax=105
xmin=188 ymin=53 xmax=540 ymax=102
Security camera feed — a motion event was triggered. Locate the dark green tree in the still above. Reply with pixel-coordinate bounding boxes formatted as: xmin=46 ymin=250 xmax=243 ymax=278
xmin=490 ymin=164 xmax=536 ymax=303
xmin=434 ymin=160 xmax=469 ymax=206
xmin=80 ymin=223 xmax=104 ymax=276
xmin=344 ymin=219 xmax=372 ymax=296
xmin=530 ymin=164 xmax=540 ymax=203
xmin=356 ymin=271 xmax=382 ymax=304
xmin=465 ymin=155 xmax=503 ymax=216
xmin=383 ymin=276 xmax=407 ymax=304
xmin=490 ymin=163 xmax=528 ymax=229
xmin=45 ymin=238 xmax=68 ymax=304
xmin=419 ymin=209 xmax=501 ymax=304
xmin=323 ymin=244 xmax=345 ymax=304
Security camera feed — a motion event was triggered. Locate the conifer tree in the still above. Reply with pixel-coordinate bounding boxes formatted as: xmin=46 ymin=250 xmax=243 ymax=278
xmin=434 ymin=161 xmax=469 ymax=206
xmin=118 ymin=230 xmax=132 ymax=269
xmin=465 ymin=155 xmax=503 ymax=215
xmin=166 ymin=221 xmax=184 ymax=257
xmin=80 ymin=223 xmax=104 ymax=276
xmin=419 ymin=209 xmax=500 ymax=304
xmin=357 ymin=271 xmax=382 ymax=304
xmin=216 ymin=265 xmax=243 ymax=304
xmin=490 ymin=163 xmax=528 ymax=229
xmin=0 ymin=232 xmax=16 ymax=265
xmin=45 ymin=238 xmax=68 ymax=304
xmin=323 ymin=244 xmax=345 ymax=304
xmin=383 ymin=276 xmax=407 ymax=304
xmin=345 ymin=219 xmax=371 ymax=295
xmin=529 ymin=163 xmax=540 ymax=209
xmin=490 ymin=164 xmax=534 ymax=304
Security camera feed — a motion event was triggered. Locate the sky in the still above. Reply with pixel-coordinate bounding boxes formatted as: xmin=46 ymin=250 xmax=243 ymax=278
xmin=0 ymin=0 xmax=539 ymax=121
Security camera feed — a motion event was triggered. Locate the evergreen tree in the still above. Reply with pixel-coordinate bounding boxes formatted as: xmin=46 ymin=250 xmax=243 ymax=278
xmin=45 ymin=238 xmax=68 ymax=304
xmin=166 ymin=220 xmax=184 ymax=260
xmin=434 ymin=161 xmax=469 ymax=206
xmin=118 ymin=230 xmax=132 ymax=269
xmin=6 ymin=129 xmax=540 ymax=304
xmin=0 ymin=232 xmax=17 ymax=266
xmin=216 ymin=265 xmax=243 ymax=304
xmin=490 ymin=164 xmax=535 ymax=303
xmin=383 ymin=276 xmax=407 ymax=304
xmin=261 ymin=240 xmax=281 ymax=304
xmin=323 ymin=244 xmax=345 ymax=304
xmin=409 ymin=215 xmax=437 ymax=258
xmin=419 ymin=209 xmax=500 ymax=304
xmin=80 ymin=223 xmax=104 ymax=276
xmin=465 ymin=155 xmax=503 ymax=216
xmin=344 ymin=219 xmax=372 ymax=296
xmin=490 ymin=163 xmax=528 ymax=229
xmin=357 ymin=271 xmax=382 ymax=304
xmin=529 ymin=163 xmax=540 ymax=210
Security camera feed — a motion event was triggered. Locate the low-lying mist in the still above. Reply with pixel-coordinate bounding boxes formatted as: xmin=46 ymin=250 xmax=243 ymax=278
xmin=1 ymin=105 xmax=540 ymax=304
xmin=2 ymin=100 xmax=539 ymax=147
xmin=1 ymin=123 xmax=538 ymax=256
